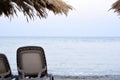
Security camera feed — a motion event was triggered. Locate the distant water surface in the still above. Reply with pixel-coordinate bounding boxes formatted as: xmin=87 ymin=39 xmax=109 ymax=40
xmin=0 ymin=37 xmax=120 ymax=76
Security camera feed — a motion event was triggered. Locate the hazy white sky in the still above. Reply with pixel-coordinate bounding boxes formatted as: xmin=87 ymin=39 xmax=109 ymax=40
xmin=0 ymin=0 xmax=120 ymax=37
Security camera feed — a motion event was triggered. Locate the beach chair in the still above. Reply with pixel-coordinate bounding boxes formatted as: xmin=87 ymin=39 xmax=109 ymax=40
xmin=0 ymin=53 xmax=13 ymax=80
xmin=17 ymin=46 xmax=54 ymax=80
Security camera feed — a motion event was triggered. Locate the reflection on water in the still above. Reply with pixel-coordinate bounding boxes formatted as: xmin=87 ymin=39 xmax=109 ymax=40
xmin=0 ymin=37 xmax=120 ymax=76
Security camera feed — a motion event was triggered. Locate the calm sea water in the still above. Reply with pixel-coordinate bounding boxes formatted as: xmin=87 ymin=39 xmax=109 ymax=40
xmin=0 ymin=37 xmax=120 ymax=76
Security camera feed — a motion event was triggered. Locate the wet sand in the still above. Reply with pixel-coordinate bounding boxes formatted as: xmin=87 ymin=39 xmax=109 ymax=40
xmin=54 ymin=75 xmax=120 ymax=80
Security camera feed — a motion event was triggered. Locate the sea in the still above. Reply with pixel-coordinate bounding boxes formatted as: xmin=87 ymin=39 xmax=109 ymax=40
xmin=0 ymin=37 xmax=120 ymax=76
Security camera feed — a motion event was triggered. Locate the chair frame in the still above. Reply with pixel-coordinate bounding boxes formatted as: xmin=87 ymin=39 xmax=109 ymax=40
xmin=0 ymin=53 xmax=13 ymax=80
xmin=17 ymin=46 xmax=54 ymax=80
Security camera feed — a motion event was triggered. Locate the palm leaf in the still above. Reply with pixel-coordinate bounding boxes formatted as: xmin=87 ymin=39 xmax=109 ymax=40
xmin=0 ymin=0 xmax=72 ymax=20
xmin=111 ymin=0 xmax=120 ymax=15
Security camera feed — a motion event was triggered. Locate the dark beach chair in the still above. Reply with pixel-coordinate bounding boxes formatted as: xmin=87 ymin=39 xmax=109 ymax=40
xmin=0 ymin=53 xmax=13 ymax=80
xmin=17 ymin=46 xmax=54 ymax=80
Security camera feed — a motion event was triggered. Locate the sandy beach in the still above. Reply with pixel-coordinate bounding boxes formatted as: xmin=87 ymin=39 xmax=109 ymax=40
xmin=54 ymin=75 xmax=120 ymax=80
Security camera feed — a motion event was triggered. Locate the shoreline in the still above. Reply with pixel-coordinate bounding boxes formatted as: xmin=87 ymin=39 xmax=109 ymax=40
xmin=54 ymin=75 xmax=120 ymax=80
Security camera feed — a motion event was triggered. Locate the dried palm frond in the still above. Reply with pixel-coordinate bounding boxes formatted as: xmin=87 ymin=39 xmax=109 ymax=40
xmin=0 ymin=0 xmax=72 ymax=20
xmin=0 ymin=0 xmax=16 ymax=17
xmin=111 ymin=0 xmax=120 ymax=15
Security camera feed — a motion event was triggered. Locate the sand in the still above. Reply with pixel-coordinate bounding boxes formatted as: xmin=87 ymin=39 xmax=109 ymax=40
xmin=54 ymin=75 xmax=120 ymax=80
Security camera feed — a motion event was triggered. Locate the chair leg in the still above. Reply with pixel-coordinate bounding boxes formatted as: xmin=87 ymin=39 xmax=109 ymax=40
xmin=52 ymin=76 xmax=54 ymax=80
xmin=48 ymin=74 xmax=54 ymax=80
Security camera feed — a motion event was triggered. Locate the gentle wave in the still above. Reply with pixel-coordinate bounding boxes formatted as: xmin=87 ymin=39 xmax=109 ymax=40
xmin=0 ymin=37 xmax=120 ymax=76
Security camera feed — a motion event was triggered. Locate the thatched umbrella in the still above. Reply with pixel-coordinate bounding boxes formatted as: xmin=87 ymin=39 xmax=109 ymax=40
xmin=0 ymin=0 xmax=72 ymax=20
xmin=111 ymin=0 xmax=120 ymax=15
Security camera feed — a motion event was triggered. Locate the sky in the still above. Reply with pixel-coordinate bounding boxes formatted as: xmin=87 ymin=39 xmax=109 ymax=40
xmin=0 ymin=0 xmax=120 ymax=37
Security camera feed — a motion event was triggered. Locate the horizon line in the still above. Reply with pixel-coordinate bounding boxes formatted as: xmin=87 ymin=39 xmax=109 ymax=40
xmin=0 ymin=36 xmax=120 ymax=38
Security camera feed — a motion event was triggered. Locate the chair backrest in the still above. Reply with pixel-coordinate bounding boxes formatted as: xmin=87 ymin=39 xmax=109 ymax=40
xmin=0 ymin=53 xmax=12 ymax=78
xmin=17 ymin=46 xmax=47 ymax=77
